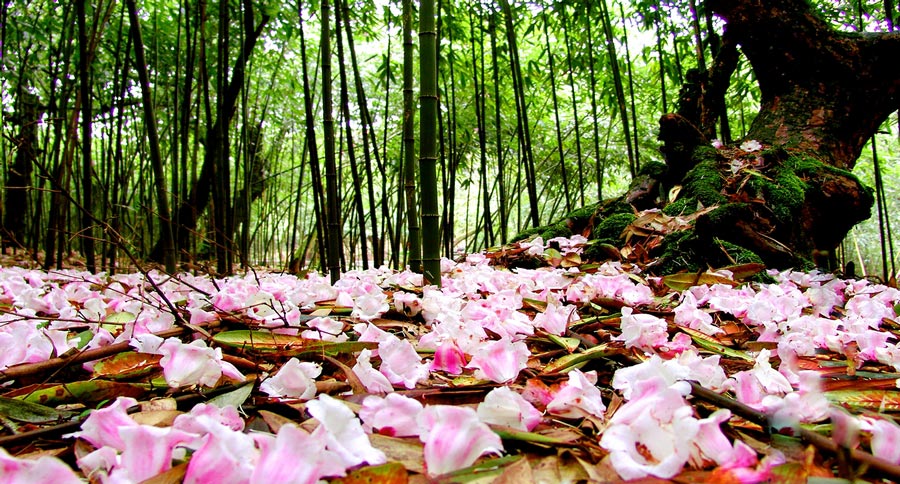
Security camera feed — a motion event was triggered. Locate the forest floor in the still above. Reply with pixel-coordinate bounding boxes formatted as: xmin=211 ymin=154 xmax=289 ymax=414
xmin=1 ymin=236 xmax=900 ymax=483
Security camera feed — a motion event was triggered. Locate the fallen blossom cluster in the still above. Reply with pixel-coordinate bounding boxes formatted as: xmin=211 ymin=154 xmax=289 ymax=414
xmin=1 ymin=234 xmax=900 ymax=482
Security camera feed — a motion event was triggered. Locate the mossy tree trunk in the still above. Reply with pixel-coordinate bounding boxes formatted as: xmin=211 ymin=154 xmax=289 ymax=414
xmin=524 ymin=0 xmax=897 ymax=275
xmin=710 ymin=0 xmax=900 ymax=170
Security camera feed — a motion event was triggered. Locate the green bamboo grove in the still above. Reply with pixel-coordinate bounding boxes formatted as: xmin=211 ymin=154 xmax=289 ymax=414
xmin=0 ymin=0 xmax=897 ymax=278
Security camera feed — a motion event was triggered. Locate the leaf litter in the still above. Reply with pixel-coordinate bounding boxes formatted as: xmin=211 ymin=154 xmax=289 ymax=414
xmin=1 ymin=236 xmax=900 ymax=482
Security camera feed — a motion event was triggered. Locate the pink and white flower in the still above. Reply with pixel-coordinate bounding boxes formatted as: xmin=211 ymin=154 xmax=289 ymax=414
xmin=306 ymin=394 xmax=387 ymax=468
xmin=466 ymin=337 xmax=530 ymax=383
xmin=0 ymin=448 xmax=83 ymax=484
xmin=378 ymin=337 xmax=429 ymax=389
xmin=157 ymin=337 xmax=245 ymax=388
xmin=260 ymin=358 xmax=321 ymax=400
xmin=478 ymin=386 xmax=543 ymax=431
xmin=615 ymin=307 xmax=669 ymax=352
xmin=352 ymin=348 xmax=394 ymax=393
xmin=532 ymin=301 xmax=578 ymax=336
xmin=546 ymin=369 xmax=606 ymax=419
xmin=418 ymin=405 xmax=504 ymax=476
xmin=251 ymin=424 xmax=347 ymax=484
xmin=359 ymin=393 xmax=424 ymax=437
xmin=600 ymin=377 xmax=697 ymax=479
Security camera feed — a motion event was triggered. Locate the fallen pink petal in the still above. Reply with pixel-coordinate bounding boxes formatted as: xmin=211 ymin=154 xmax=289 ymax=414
xmin=546 ymin=369 xmax=607 ymax=419
xmin=0 ymin=448 xmax=83 ymax=484
xmin=466 ymin=337 xmax=530 ymax=383
xmin=259 ymin=357 xmax=321 ymax=400
xmin=418 ymin=405 xmax=504 ymax=476
xmin=360 ymin=393 xmax=424 ymax=437
xmin=477 ymin=386 xmax=543 ymax=431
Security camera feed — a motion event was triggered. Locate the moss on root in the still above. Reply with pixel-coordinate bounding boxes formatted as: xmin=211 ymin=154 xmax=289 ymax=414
xmin=591 ymin=213 xmax=637 ymax=245
xmin=667 ymin=152 xmax=727 ymax=217
xmin=652 ymin=228 xmax=766 ymax=276
xmin=512 ymin=204 xmax=602 ymax=242
xmin=512 ymin=143 xmax=869 ymax=276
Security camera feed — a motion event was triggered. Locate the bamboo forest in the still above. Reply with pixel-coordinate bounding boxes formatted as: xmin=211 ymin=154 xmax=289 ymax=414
xmin=2 ymin=0 xmax=894 ymax=277
xmin=3 ymin=0 xmax=900 ymax=482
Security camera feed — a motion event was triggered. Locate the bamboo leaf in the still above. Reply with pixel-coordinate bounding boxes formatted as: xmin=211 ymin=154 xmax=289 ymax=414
xmin=332 ymin=462 xmax=408 ymax=484
xmin=207 ymin=382 xmax=254 ymax=409
xmin=212 ymin=330 xmax=376 ymax=356
xmin=6 ymin=381 xmax=145 ymax=407
xmin=0 ymin=395 xmax=69 ymax=423
xmin=545 ymin=334 xmax=581 ymax=352
xmin=825 ymin=389 xmax=900 ymax=411
xmin=663 ymin=271 xmax=739 ymax=291
xmin=92 ymin=351 xmax=162 ymax=380
xmin=541 ymin=344 xmax=612 ymax=374
xmin=491 ymin=425 xmax=577 ymax=446
xmin=680 ymin=327 xmax=754 ymax=361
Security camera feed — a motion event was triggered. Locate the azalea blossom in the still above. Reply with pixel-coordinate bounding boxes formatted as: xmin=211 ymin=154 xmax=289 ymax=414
xmin=0 ymin=447 xmax=83 ymax=484
xmin=547 ymin=369 xmax=607 ymax=419
xmin=477 ymin=386 xmax=543 ymax=431
xmin=393 ymin=291 xmax=423 ymax=317
xmin=66 ymin=396 xmax=139 ymax=449
xmin=428 ymin=341 xmax=467 ymax=374
xmin=131 ymin=335 xmax=245 ymax=388
xmin=351 ymin=292 xmax=390 ymax=321
xmin=114 ymin=425 xmax=195 ymax=482
xmin=301 ymin=316 xmax=347 ymax=342
xmin=730 ymin=349 xmax=793 ymax=409
xmin=532 ymin=300 xmax=579 ymax=335
xmin=600 ymin=377 xmax=698 ymax=479
xmin=674 ymin=291 xmax=722 ymax=335
xmin=740 ymin=139 xmax=762 ymax=152
xmin=251 ymin=424 xmax=347 ymax=484
xmin=615 ymin=306 xmax=669 ymax=352
xmin=157 ymin=337 xmax=245 ymax=387
xmin=306 ymin=393 xmax=387 ymax=468
xmin=518 ymin=236 xmax=545 ymax=256
xmin=354 ymin=321 xmax=396 ymax=345
xmin=612 ymin=351 xmax=730 ymax=399
xmin=418 ymin=405 xmax=504 ymax=476
xmin=359 ymin=393 xmax=424 ymax=437
xmin=861 ymin=416 xmax=900 ymax=464
xmin=259 ymin=358 xmax=321 ymax=400
xmin=0 ymin=321 xmax=56 ymax=370
xmin=830 ymin=407 xmax=861 ymax=449
xmin=184 ymin=419 xmax=258 ymax=484
xmin=769 ymin=370 xmax=829 ymax=428
xmin=466 ymin=337 xmax=530 ymax=383
xmin=173 ymin=403 xmax=245 ymax=435
xmin=378 ymin=337 xmax=429 ymax=389
xmin=352 ymin=348 xmax=394 ymax=393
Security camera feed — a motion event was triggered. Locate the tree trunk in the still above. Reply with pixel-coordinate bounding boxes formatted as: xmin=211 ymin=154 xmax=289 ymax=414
xmin=76 ymin=0 xmax=96 ymax=272
xmin=711 ymin=0 xmax=900 ymax=170
xmin=499 ymin=0 xmax=540 ymax=229
xmin=523 ymin=0 xmax=896 ymax=276
xmin=147 ymin=1 xmax=269 ymax=266
xmin=296 ymin=2 xmax=328 ymax=273
xmin=127 ymin=0 xmax=176 ymax=274
xmin=402 ymin=0 xmax=421 ymax=273
xmin=3 ymin=92 xmax=38 ymax=251
xmin=420 ymin=0 xmax=441 ymax=285
xmin=321 ymin=0 xmax=343 ymax=284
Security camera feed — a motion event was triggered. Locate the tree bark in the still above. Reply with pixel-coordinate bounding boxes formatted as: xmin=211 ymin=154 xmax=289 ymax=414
xmin=127 ymin=0 xmax=176 ymax=274
xmin=3 ymin=92 xmax=38 ymax=251
xmin=710 ymin=0 xmax=900 ymax=170
xmin=525 ymin=0 xmax=896 ymax=276
xmin=147 ymin=2 xmax=269 ymax=265
xmin=651 ymin=0 xmax=898 ymax=271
